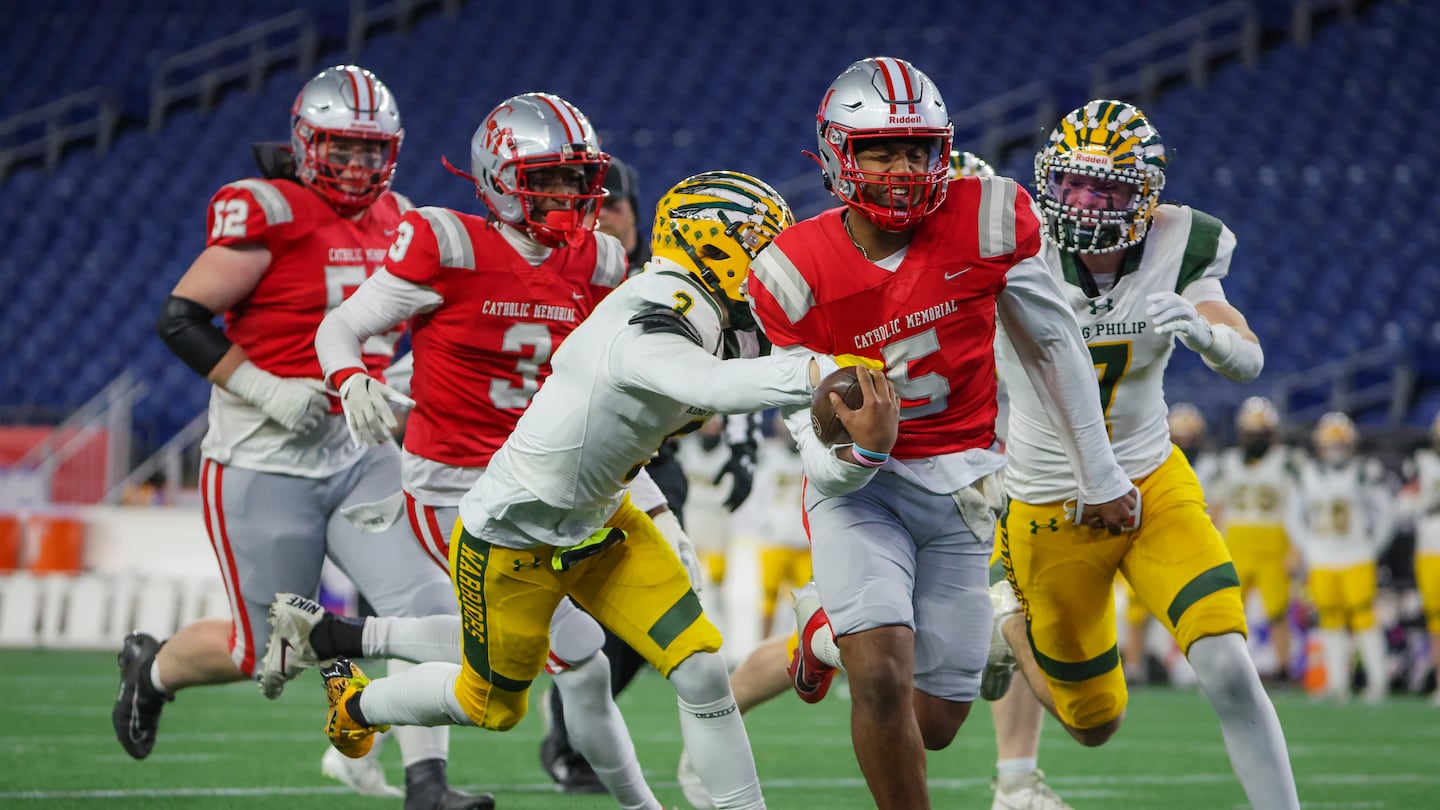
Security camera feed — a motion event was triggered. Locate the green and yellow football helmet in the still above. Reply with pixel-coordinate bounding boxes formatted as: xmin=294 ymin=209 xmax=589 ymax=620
xmin=1034 ymin=99 xmax=1166 ymax=253
xmin=948 ymin=150 xmax=995 ymax=180
xmin=652 ymin=170 xmax=794 ymax=328
xmin=1167 ymin=402 xmax=1206 ymax=446
xmin=1313 ymin=411 xmax=1357 ymax=463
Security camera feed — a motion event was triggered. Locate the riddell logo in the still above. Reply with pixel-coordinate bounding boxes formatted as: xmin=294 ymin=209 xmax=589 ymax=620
xmin=1071 ymin=150 xmax=1112 ymax=169
xmin=889 ymin=114 xmax=923 ymax=124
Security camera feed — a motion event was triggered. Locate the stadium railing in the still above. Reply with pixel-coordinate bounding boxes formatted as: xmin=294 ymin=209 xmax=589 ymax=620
xmin=0 ymin=88 xmax=119 ymax=181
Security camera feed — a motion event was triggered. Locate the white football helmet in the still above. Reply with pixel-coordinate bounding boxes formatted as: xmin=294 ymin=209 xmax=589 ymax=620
xmin=1313 ymin=412 xmax=1357 ymax=463
xmin=812 ymin=57 xmax=952 ymax=231
xmin=469 ymin=93 xmax=608 ymax=248
xmin=290 ymin=65 xmax=403 ymax=216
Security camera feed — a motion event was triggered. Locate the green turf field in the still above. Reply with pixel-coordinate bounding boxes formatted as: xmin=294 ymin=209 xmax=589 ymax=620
xmin=1 ymin=649 xmax=1435 ymax=808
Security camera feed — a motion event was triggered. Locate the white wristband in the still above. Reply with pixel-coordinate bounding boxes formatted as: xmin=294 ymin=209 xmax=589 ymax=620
xmin=1197 ymin=324 xmax=1264 ymax=382
xmin=225 ymin=360 xmax=278 ymax=405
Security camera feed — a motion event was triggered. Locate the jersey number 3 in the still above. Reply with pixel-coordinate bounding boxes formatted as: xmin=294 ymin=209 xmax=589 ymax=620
xmin=491 ymin=323 xmax=553 ymax=409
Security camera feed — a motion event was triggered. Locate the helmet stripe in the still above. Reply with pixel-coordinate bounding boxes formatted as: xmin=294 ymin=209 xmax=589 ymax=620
xmin=535 ymin=94 xmax=579 ymax=143
xmin=873 ymin=57 xmax=899 ymax=114
xmin=896 ymin=60 xmax=918 ymax=113
xmin=361 ymin=70 xmax=377 ymax=120
xmin=345 ymin=68 xmax=363 ymax=122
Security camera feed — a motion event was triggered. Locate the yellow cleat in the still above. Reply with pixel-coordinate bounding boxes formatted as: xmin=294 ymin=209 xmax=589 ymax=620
xmin=321 ymin=658 xmax=389 ymax=759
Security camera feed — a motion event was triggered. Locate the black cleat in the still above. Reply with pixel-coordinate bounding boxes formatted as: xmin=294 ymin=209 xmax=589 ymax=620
xmin=404 ymin=759 xmax=497 ymax=809
xmin=111 ymin=632 xmax=172 ymax=759
xmin=547 ymin=753 xmax=606 ymax=794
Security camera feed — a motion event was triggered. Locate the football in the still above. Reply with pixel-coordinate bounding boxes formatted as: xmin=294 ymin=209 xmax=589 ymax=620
xmin=810 ymin=366 xmax=864 ymax=446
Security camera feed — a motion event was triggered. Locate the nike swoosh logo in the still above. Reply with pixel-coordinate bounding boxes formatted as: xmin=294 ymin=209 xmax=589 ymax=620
xmin=384 ymin=229 xmax=397 ymax=236
xmin=944 ymin=267 xmax=973 ymax=280
xmin=572 ymin=292 xmax=585 ymax=300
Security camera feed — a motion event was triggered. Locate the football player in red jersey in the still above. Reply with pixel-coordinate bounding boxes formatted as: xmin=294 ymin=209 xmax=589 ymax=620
xmin=743 ymin=57 xmax=1135 ymax=810
xmin=256 ymin=92 xmax=687 ymax=809
xmin=125 ymin=65 xmax=491 ymax=810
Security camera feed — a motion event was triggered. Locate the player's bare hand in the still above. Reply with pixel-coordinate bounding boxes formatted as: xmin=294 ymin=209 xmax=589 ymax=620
xmin=835 ymin=366 xmax=899 ymax=455
xmin=1080 ymin=487 xmax=1138 ymax=535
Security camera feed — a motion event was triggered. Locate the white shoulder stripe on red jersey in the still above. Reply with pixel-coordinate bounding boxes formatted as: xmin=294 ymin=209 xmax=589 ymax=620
xmin=750 ymin=245 xmax=814 ymax=325
xmin=590 ymin=232 xmax=628 ymax=288
xmin=392 ymin=191 xmax=415 ymax=214
xmin=415 ymin=207 xmax=475 ymax=270
xmin=976 ymin=176 xmax=1017 ymax=259
xmin=228 ymin=179 xmax=293 ymax=225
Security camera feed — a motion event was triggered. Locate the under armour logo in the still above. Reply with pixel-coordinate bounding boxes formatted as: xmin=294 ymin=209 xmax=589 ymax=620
xmin=512 ymin=556 xmax=542 ymax=572
xmin=1030 ymin=519 xmax=1059 ymax=534
xmin=1088 ymin=298 xmax=1114 ymax=315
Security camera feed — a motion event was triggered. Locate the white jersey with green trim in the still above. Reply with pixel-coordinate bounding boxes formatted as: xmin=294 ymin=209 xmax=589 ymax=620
xmin=1211 ymin=445 xmax=1296 ymax=530
xmin=458 ymin=258 xmax=815 ymax=551
xmin=998 ymin=204 xmax=1235 ymax=504
xmin=1286 ymin=456 xmax=1390 ymax=567
xmin=1407 ymin=449 xmax=1440 ymax=553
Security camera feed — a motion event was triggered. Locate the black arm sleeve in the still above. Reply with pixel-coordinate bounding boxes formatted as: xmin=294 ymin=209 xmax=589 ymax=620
xmin=156 ymin=295 xmax=232 ymax=376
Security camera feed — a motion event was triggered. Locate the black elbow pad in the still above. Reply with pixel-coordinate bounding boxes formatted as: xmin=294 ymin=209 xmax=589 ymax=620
xmin=628 ymin=304 xmax=704 ymax=347
xmin=156 ymin=295 xmax=232 ymax=376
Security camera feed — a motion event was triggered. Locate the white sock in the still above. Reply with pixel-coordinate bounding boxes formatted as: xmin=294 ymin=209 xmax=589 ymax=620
xmin=149 ymin=659 xmax=173 ymax=696
xmin=1320 ymin=629 xmax=1351 ymax=699
xmin=387 ymin=660 xmax=451 ymax=765
xmin=362 ymin=615 xmax=462 ymax=664
xmin=1355 ymin=628 xmax=1387 ymax=699
xmin=995 ymin=757 xmax=1037 ymax=790
xmin=358 ymin=662 xmax=473 ymax=727
xmin=554 ymin=655 xmax=660 ymax=810
xmin=670 ymin=654 xmax=765 ymax=810
xmin=811 ymin=623 xmax=844 ymax=670
xmin=1188 ymin=634 xmax=1300 ymax=810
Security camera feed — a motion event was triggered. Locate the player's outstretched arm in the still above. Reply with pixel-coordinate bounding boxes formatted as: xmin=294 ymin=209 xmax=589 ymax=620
xmin=1146 ymin=293 xmax=1263 ymax=382
xmin=614 ymin=331 xmax=816 ymax=415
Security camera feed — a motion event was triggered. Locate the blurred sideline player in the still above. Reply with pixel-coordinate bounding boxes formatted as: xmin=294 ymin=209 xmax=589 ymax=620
xmin=127 ymin=65 xmax=486 ymax=809
xmin=1287 ymin=412 xmax=1394 ymax=702
xmin=276 ymin=93 xmax=679 ymax=807
xmin=748 ymin=58 xmax=1136 ymax=810
xmin=314 ymin=171 xmax=827 ymax=810
xmin=1401 ymin=413 xmax=1440 ymax=705
xmin=1211 ymin=396 xmax=1298 ymax=680
xmin=752 ymin=415 xmax=811 ymax=632
xmin=988 ymin=100 xmax=1299 ymax=809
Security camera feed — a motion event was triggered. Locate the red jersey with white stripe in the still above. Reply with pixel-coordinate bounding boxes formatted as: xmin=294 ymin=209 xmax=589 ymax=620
xmin=385 ymin=207 xmax=627 ymax=468
xmin=747 ymin=176 xmax=1042 ymax=459
xmin=206 ymin=177 xmax=407 ymax=379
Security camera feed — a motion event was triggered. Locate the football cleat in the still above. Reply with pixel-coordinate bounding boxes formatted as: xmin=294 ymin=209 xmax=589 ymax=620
xmin=982 ymin=580 xmax=1022 ymax=701
xmin=787 ymin=582 xmax=838 ymax=704
xmin=676 ymin=747 xmax=715 ymax=809
xmin=322 ymin=741 xmax=402 ymax=798
xmin=259 ymin=592 xmax=327 ymax=699
xmin=323 ymin=657 xmax=389 ymax=759
xmin=992 ymin=769 xmax=1073 ymax=810
xmin=112 ymin=632 xmax=173 ymax=759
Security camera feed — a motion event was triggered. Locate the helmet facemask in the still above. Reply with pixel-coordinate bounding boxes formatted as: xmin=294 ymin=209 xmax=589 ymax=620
xmin=493 ymin=149 xmax=609 ymax=248
xmin=825 ymin=130 xmax=951 ymax=231
xmin=1035 ymin=100 xmax=1165 ymax=254
xmin=652 ymin=171 xmax=794 ymax=329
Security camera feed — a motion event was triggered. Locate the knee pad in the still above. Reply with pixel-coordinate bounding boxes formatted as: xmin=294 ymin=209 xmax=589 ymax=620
xmin=1052 ymin=667 xmax=1127 ymax=731
xmin=668 ymin=650 xmax=732 ymax=707
xmin=454 ymin=667 xmax=528 ymax=731
xmin=548 ymin=599 xmax=606 ymax=671
xmin=1172 ymin=590 xmax=1248 ymax=654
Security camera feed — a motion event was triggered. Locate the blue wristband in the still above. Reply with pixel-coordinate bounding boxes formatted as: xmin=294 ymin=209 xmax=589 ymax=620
xmin=852 ymin=445 xmax=890 ymax=464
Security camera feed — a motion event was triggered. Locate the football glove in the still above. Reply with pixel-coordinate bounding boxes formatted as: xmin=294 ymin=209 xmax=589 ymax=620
xmin=651 ymin=509 xmax=704 ymax=593
xmin=227 ymin=361 xmax=329 ymax=434
xmin=1146 ymin=291 xmax=1214 ymax=351
xmin=339 ymin=373 xmax=416 ymax=448
xmin=714 ymin=439 xmax=757 ymax=511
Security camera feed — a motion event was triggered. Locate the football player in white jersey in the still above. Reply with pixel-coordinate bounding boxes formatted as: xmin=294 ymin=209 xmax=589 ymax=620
xmin=988 ymin=100 xmax=1299 ymax=809
xmin=1210 ymin=396 xmax=1299 ymax=680
xmin=1401 ymin=412 xmax=1440 ymax=705
xmin=314 ymin=171 xmax=851 ymax=810
xmin=1287 ymin=412 xmax=1394 ymax=702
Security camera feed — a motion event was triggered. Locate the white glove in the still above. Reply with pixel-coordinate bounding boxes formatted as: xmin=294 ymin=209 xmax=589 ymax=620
xmin=339 ymin=373 xmax=416 ymax=448
xmin=226 ymin=361 xmax=329 ymax=434
xmin=1146 ymin=291 xmax=1213 ymax=351
xmin=650 ymin=509 xmax=704 ymax=593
